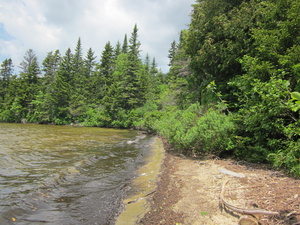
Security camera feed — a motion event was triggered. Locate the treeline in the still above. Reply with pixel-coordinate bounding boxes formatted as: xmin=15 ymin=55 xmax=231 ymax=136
xmin=1 ymin=0 xmax=300 ymax=176
xmin=0 ymin=25 xmax=164 ymax=127
xmin=158 ymin=0 xmax=300 ymax=176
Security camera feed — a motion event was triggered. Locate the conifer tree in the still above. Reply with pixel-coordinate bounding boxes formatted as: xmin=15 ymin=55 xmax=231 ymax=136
xmin=122 ymin=34 xmax=128 ymax=54
xmin=73 ymin=38 xmax=83 ymax=74
xmin=69 ymin=38 xmax=89 ymax=122
xmin=125 ymin=24 xmax=146 ymax=108
xmin=19 ymin=49 xmax=40 ymax=84
xmin=42 ymin=50 xmax=61 ymax=86
xmin=17 ymin=49 xmax=40 ymax=119
xmin=84 ymin=47 xmax=96 ymax=78
xmin=0 ymin=58 xmax=13 ymax=102
xmin=50 ymin=48 xmax=73 ymax=123
xmin=145 ymin=53 xmax=150 ymax=73
xmin=114 ymin=41 xmax=121 ymax=60
xmin=168 ymin=40 xmax=178 ymax=66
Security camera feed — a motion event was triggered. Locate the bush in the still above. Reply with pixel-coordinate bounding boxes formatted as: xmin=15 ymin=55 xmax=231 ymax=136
xmin=195 ymin=108 xmax=235 ymax=154
xmin=83 ymin=105 xmax=111 ymax=127
xmin=155 ymin=103 xmax=236 ymax=155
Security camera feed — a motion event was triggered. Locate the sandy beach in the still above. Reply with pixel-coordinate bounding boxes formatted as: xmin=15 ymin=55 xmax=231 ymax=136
xmin=138 ymin=140 xmax=300 ymax=225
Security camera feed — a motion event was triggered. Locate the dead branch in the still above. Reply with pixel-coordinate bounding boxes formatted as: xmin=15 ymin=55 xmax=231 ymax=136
xmin=287 ymin=211 xmax=300 ymax=217
xmin=229 ymin=185 xmax=264 ymax=191
xmin=220 ymin=180 xmax=279 ymax=216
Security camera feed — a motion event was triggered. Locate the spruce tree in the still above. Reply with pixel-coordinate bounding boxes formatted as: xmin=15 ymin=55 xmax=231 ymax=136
xmin=19 ymin=49 xmax=40 ymax=85
xmin=122 ymin=34 xmax=128 ymax=54
xmin=69 ymin=38 xmax=89 ymax=122
xmin=18 ymin=49 xmax=40 ymax=119
xmin=84 ymin=48 xmax=96 ymax=78
xmin=50 ymin=48 xmax=73 ymax=123
xmin=42 ymin=50 xmax=61 ymax=86
xmin=114 ymin=41 xmax=121 ymax=60
xmin=0 ymin=58 xmax=13 ymax=102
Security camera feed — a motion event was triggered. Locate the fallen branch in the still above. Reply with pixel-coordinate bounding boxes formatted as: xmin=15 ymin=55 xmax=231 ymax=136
xmin=230 ymin=184 xmax=264 ymax=191
xmin=127 ymin=191 xmax=156 ymax=204
xmin=286 ymin=211 xmax=300 ymax=217
xmin=220 ymin=180 xmax=279 ymax=216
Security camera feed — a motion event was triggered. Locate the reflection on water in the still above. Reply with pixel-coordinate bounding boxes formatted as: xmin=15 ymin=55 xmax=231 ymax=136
xmin=0 ymin=123 xmax=153 ymax=225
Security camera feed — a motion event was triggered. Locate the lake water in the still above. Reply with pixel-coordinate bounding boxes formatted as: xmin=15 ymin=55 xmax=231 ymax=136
xmin=0 ymin=123 xmax=154 ymax=225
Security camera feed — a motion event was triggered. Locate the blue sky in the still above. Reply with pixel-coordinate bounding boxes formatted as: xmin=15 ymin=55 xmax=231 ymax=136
xmin=0 ymin=0 xmax=195 ymax=73
xmin=0 ymin=23 xmax=14 ymax=41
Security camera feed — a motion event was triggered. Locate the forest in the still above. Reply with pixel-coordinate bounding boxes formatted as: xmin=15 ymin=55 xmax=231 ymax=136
xmin=0 ymin=0 xmax=299 ymax=176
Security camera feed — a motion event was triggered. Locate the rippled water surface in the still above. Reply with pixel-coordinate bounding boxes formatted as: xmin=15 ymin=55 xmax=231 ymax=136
xmin=0 ymin=123 xmax=153 ymax=225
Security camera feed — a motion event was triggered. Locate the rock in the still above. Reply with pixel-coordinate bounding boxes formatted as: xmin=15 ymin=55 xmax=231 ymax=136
xmin=219 ymin=168 xmax=245 ymax=178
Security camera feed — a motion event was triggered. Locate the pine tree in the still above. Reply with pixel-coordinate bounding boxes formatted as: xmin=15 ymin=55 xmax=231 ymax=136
xmin=19 ymin=49 xmax=40 ymax=84
xmin=122 ymin=34 xmax=128 ymax=54
xmin=69 ymin=38 xmax=89 ymax=122
xmin=145 ymin=53 xmax=150 ymax=73
xmin=125 ymin=24 xmax=146 ymax=108
xmin=0 ymin=58 xmax=14 ymax=102
xmin=99 ymin=42 xmax=115 ymax=94
xmin=128 ymin=24 xmax=141 ymax=59
xmin=48 ymin=48 xmax=74 ymax=124
xmin=168 ymin=40 xmax=178 ymax=66
xmin=114 ymin=41 xmax=121 ymax=60
xmin=73 ymin=38 xmax=83 ymax=75
xmin=42 ymin=50 xmax=61 ymax=86
xmin=84 ymin=47 xmax=96 ymax=78
xmin=18 ymin=49 xmax=40 ymax=119
xmin=31 ymin=50 xmax=61 ymax=123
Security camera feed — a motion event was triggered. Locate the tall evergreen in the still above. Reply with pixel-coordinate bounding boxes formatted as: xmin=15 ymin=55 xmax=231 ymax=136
xmin=122 ymin=34 xmax=128 ymax=54
xmin=114 ymin=41 xmax=121 ymax=60
xmin=17 ymin=49 xmax=40 ymax=119
xmin=42 ymin=50 xmax=61 ymax=86
xmin=98 ymin=42 xmax=115 ymax=96
xmin=73 ymin=38 xmax=83 ymax=74
xmin=84 ymin=48 xmax=96 ymax=78
xmin=19 ymin=49 xmax=40 ymax=85
xmin=0 ymin=59 xmax=13 ymax=102
xmin=125 ymin=24 xmax=146 ymax=109
xmin=168 ymin=40 xmax=177 ymax=66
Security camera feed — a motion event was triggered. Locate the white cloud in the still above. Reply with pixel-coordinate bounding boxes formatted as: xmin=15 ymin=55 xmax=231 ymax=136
xmin=0 ymin=0 xmax=195 ymax=72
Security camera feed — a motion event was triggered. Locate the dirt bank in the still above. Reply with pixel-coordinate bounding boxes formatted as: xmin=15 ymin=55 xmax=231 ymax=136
xmin=139 ymin=142 xmax=300 ymax=225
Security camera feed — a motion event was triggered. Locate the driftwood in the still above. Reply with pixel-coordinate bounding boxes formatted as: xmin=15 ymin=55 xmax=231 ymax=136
xmin=220 ymin=180 xmax=279 ymax=216
xmin=127 ymin=191 xmax=156 ymax=204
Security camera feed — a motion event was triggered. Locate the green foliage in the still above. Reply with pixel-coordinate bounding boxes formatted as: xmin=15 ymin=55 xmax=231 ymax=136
xmin=130 ymin=100 xmax=161 ymax=132
xmin=83 ymin=105 xmax=111 ymax=127
xmin=268 ymin=122 xmax=300 ymax=176
xmin=290 ymin=91 xmax=300 ymax=112
xmin=1 ymin=2 xmax=300 ymax=177
xmin=155 ymin=103 xmax=235 ymax=155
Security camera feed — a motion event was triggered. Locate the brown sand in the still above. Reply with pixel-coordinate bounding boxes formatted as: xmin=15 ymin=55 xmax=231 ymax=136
xmin=139 ymin=140 xmax=300 ymax=225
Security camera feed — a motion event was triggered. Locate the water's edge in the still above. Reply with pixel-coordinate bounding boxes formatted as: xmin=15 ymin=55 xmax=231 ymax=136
xmin=115 ymin=137 xmax=165 ymax=225
xmin=0 ymin=123 xmax=156 ymax=225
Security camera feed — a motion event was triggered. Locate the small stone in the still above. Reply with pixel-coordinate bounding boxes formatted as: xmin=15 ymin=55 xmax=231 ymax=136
xmin=294 ymin=194 xmax=298 ymax=199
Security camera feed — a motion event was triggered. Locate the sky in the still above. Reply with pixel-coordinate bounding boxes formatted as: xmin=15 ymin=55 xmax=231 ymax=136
xmin=0 ymin=0 xmax=195 ymax=73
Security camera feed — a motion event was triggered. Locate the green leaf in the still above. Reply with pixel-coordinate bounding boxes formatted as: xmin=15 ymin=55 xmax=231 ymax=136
xmin=291 ymin=92 xmax=300 ymax=101
xmin=200 ymin=211 xmax=207 ymax=215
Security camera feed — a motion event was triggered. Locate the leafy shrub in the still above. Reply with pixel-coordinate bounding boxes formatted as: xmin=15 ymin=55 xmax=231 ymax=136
xmin=195 ymin=108 xmax=235 ymax=154
xmin=83 ymin=105 xmax=111 ymax=127
xmin=155 ymin=103 xmax=235 ymax=155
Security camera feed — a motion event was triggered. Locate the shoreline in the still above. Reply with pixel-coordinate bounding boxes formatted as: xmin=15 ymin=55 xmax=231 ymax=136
xmin=138 ymin=141 xmax=300 ymax=225
xmin=115 ymin=136 xmax=165 ymax=225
